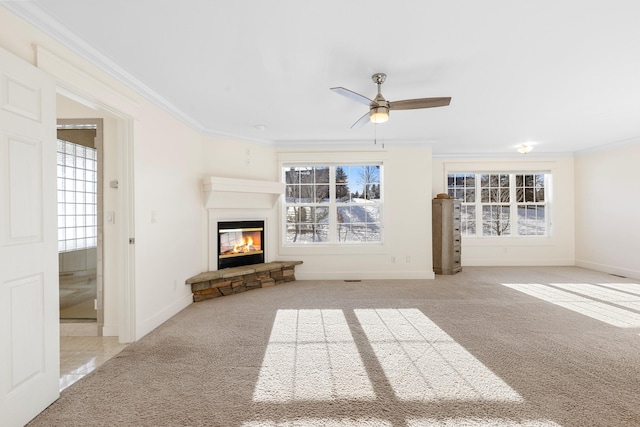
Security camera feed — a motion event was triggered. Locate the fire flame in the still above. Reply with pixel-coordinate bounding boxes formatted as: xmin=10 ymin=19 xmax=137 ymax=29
xmin=233 ymin=236 xmax=254 ymax=253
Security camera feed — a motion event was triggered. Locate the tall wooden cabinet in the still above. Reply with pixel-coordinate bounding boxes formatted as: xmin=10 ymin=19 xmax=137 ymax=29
xmin=432 ymin=198 xmax=462 ymax=275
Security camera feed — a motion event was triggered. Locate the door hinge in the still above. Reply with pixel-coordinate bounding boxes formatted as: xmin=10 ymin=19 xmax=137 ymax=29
xmin=129 ymin=238 xmax=135 ymax=244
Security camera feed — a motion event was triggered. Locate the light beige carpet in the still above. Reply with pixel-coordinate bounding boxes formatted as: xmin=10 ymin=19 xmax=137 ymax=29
xmin=30 ymin=267 xmax=640 ymax=426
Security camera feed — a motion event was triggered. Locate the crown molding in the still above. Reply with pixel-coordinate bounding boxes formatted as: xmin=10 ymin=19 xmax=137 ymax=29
xmin=3 ymin=2 xmax=204 ymax=131
xmin=574 ymin=136 xmax=640 ymax=157
xmin=432 ymin=151 xmax=575 ymax=160
xmin=201 ymin=126 xmax=274 ymax=146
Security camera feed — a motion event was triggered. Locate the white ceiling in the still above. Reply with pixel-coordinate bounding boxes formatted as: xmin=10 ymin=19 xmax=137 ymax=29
xmin=5 ymin=1 xmax=640 ymax=155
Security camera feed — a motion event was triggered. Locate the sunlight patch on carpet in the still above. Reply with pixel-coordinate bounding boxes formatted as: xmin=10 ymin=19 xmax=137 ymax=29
xmin=550 ymin=282 xmax=640 ymax=312
xmin=242 ymin=418 xmax=392 ymax=426
xmin=594 ymin=282 xmax=640 ymax=297
xmin=502 ymin=283 xmax=640 ymax=327
xmin=253 ymin=309 xmax=375 ymax=402
xmin=406 ymin=418 xmax=562 ymax=426
xmin=354 ymin=308 xmax=523 ymax=402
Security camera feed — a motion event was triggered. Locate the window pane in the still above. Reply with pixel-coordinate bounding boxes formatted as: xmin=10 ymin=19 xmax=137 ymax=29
xmin=300 ymin=168 xmax=314 ymax=184
xmin=315 ymin=207 xmax=329 ymax=223
xmin=500 ymin=188 xmax=510 ymax=203
xmin=56 ymin=139 xmax=98 ymax=253
xmin=464 ymin=188 xmax=475 ymax=203
xmin=336 ymin=206 xmax=349 ymax=225
xmin=517 ymin=205 xmax=546 ymax=236
xmin=525 ymin=188 xmax=534 ymax=202
xmin=314 ymin=167 xmax=330 ymax=183
xmin=299 ymin=185 xmax=314 ymax=201
xmin=461 ymin=205 xmax=476 ymax=236
xmin=285 ymin=168 xmax=299 ymax=184
xmin=296 ymin=224 xmax=329 ymax=243
xmin=315 ymin=185 xmax=329 ymax=202
xmin=336 ymin=184 xmax=349 ymax=202
xmin=482 ymin=205 xmax=511 ymax=236
xmin=285 ymin=164 xmax=382 ymax=245
xmin=299 ymin=207 xmax=313 ymax=224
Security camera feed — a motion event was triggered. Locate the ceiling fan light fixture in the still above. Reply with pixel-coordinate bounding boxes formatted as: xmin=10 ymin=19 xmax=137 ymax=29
xmin=370 ymin=107 xmax=389 ymax=124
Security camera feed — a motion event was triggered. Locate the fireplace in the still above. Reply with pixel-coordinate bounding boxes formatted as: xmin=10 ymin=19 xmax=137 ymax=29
xmin=218 ymin=220 xmax=265 ymax=269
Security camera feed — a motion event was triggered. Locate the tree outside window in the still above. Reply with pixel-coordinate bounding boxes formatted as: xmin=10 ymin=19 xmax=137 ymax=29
xmin=284 ymin=164 xmax=382 ymax=244
xmin=447 ymin=172 xmax=549 ymax=237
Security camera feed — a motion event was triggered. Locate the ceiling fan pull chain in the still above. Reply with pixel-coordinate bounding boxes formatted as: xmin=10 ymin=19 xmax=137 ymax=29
xmin=374 ymin=123 xmax=377 ymax=145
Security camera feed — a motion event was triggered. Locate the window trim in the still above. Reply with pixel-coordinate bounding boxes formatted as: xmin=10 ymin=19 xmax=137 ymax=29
xmin=443 ymin=161 xmax=554 ymax=242
xmin=281 ymin=163 xmax=384 ymax=246
xmin=277 ymin=153 xmax=389 ymax=256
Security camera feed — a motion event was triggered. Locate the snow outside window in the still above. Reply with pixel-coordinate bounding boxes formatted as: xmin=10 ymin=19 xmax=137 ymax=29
xmin=283 ymin=164 xmax=382 ymax=244
xmin=447 ymin=172 xmax=549 ymax=237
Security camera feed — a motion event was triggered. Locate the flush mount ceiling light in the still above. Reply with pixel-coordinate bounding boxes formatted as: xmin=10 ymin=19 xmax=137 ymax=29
xmin=517 ymin=144 xmax=533 ymax=154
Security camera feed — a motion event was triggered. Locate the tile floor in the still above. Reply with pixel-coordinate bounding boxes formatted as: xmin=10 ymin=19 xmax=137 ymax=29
xmin=59 ymin=336 xmax=128 ymax=391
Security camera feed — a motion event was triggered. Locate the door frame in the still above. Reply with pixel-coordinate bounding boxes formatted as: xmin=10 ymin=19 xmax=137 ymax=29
xmin=55 ymin=87 xmax=136 ymax=343
xmin=32 ymin=44 xmax=138 ymax=343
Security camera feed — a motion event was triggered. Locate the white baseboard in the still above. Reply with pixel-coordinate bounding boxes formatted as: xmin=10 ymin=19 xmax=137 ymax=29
xmin=101 ymin=324 xmax=119 ymax=337
xmin=462 ymin=258 xmax=575 ymax=267
xmin=136 ymin=293 xmax=193 ymax=341
xmin=295 ymin=270 xmax=436 ymax=280
xmin=575 ymin=259 xmax=640 ymax=280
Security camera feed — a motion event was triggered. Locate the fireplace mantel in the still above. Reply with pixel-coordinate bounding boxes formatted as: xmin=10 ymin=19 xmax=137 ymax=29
xmin=202 ymin=176 xmax=285 ymax=209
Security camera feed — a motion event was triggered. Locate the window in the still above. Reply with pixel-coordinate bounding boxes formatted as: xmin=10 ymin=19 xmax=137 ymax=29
xmin=283 ymin=164 xmax=382 ymax=244
xmin=57 ymin=139 xmax=98 ymax=252
xmin=447 ymin=172 xmax=549 ymax=237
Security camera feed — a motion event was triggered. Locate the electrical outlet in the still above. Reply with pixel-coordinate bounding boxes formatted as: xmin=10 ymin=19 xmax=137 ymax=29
xmin=406 ymin=255 xmax=411 ymax=263
xmin=391 ymin=256 xmax=396 ymax=264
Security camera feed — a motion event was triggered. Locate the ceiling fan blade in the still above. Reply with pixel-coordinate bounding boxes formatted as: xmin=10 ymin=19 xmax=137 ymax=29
xmin=351 ymin=111 xmax=370 ymax=129
xmin=389 ymin=97 xmax=451 ymax=110
xmin=331 ymin=87 xmax=373 ymax=106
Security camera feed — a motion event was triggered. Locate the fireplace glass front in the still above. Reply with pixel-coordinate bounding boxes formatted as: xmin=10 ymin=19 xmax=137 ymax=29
xmin=218 ymin=220 xmax=264 ymax=269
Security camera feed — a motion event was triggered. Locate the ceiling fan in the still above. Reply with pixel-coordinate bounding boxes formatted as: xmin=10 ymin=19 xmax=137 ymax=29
xmin=331 ymin=73 xmax=451 ymax=128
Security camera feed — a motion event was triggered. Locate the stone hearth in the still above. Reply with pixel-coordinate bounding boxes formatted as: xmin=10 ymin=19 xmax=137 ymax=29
xmin=185 ymin=261 xmax=302 ymax=302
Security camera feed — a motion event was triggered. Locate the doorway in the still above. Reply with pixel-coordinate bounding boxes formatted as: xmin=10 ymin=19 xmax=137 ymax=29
xmin=56 ymin=119 xmax=103 ymax=334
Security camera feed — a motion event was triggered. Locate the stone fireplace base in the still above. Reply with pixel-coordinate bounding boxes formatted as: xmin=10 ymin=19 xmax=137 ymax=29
xmin=185 ymin=261 xmax=302 ymax=302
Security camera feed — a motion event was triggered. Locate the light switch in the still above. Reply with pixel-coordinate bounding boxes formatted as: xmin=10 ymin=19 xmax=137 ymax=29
xmin=106 ymin=211 xmax=115 ymax=224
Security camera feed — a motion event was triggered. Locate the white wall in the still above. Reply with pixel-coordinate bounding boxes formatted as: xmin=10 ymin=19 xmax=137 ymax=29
xmin=432 ymin=156 xmax=575 ymax=266
xmin=575 ymin=142 xmax=640 ymax=279
xmin=132 ymin=107 xmax=203 ymax=338
xmin=0 ymin=8 xmax=203 ymax=341
xmin=201 ymin=135 xmax=279 ymax=270
xmin=276 ymin=146 xmax=434 ymax=280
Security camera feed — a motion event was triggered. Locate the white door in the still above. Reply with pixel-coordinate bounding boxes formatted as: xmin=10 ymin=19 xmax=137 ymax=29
xmin=0 ymin=47 xmax=59 ymax=426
